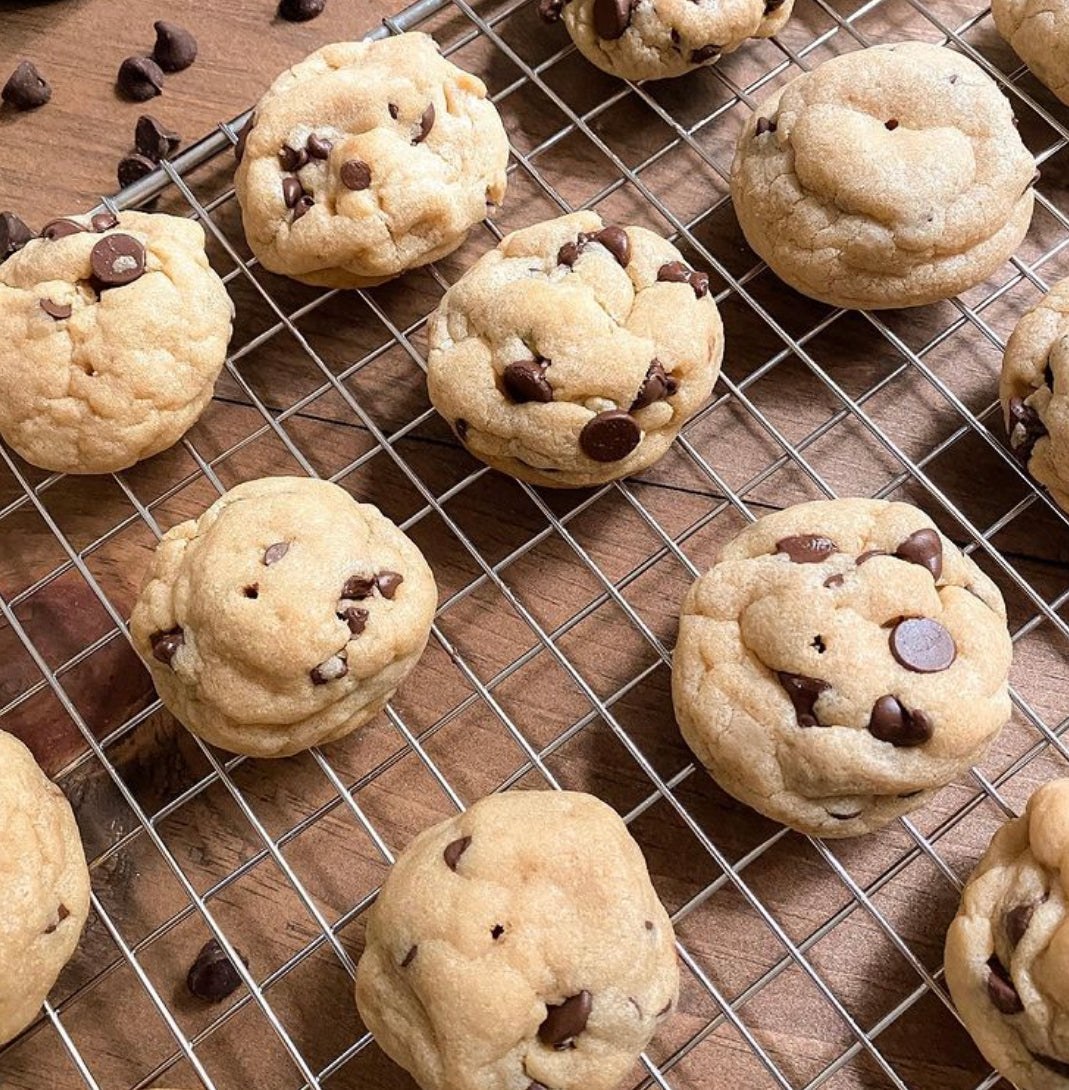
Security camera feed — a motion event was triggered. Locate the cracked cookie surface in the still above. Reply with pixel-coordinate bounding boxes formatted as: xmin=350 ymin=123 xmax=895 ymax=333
xmin=1000 ymin=277 xmax=1069 ymax=513
xmin=355 ymin=790 xmax=678 ymax=1090
xmin=671 ymin=498 xmax=1013 ymax=837
xmin=730 ymin=42 xmax=1036 ymax=310
xmin=946 ymin=778 xmax=1069 ymax=1089
xmin=233 ymin=33 xmax=509 ymax=289
xmin=0 ymin=210 xmax=233 ymax=474
xmin=543 ymin=0 xmax=792 ymax=82
xmin=993 ymin=0 xmax=1069 ymax=107
xmin=129 ymin=476 xmax=436 ymax=758
xmin=427 ymin=211 xmax=723 ymax=488
xmin=0 ymin=729 xmax=90 ymax=1046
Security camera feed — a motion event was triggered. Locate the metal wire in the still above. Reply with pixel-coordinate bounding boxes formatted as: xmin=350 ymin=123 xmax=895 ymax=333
xmin=1 ymin=0 xmax=1067 ymax=1086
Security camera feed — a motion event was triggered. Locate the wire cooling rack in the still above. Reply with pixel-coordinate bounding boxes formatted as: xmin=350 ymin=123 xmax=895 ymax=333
xmin=2 ymin=0 xmax=1069 ymax=1087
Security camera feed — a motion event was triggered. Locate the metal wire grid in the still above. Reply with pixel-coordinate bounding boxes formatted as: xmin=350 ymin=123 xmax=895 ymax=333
xmin=0 ymin=0 xmax=1067 ymax=1086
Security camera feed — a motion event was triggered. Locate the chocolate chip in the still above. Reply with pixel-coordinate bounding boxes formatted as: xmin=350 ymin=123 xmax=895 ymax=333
xmin=187 ymin=938 xmax=248 ymax=1002
xmin=135 ymin=114 xmax=181 ymax=162
xmin=0 ymin=212 xmax=34 ymax=259
xmin=279 ymin=144 xmax=309 ymax=172
xmin=1005 ymin=900 xmax=1041 ymax=947
xmin=41 ymin=218 xmax=85 ymax=240
xmin=376 ymin=571 xmax=404 ymax=599
xmin=306 ymin=134 xmax=333 ymax=160
xmin=811 ymin=635 xmax=826 ymax=653
xmin=656 ymin=261 xmax=709 ymax=298
xmin=893 ymin=528 xmax=942 ymax=580
xmin=90 ymin=234 xmax=146 ymax=287
xmin=645 ymin=920 xmax=654 ymax=931
xmin=264 ymin=541 xmax=289 ymax=565
xmin=292 ymin=195 xmax=314 ymax=222
xmin=117 ymin=56 xmax=164 ymax=102
xmin=775 ymin=534 xmax=837 ymax=564
xmin=868 ymin=695 xmax=932 ymax=747
xmin=150 ymin=627 xmax=184 ymax=666
xmin=557 ymin=240 xmax=581 ymax=267
xmin=889 ymin=617 xmax=956 ymax=673
xmin=414 ymin=103 xmax=436 ymax=144
xmin=444 ymin=836 xmax=471 ymax=871
xmin=92 ymin=211 xmax=119 ymax=232
xmin=2 ymin=60 xmax=51 ymax=110
xmin=631 ymin=359 xmax=677 ymax=411
xmin=341 ymin=159 xmax=371 ymax=190
xmin=40 ymin=298 xmax=72 ymax=320
xmin=491 ymin=924 xmax=505 ymax=939
xmin=243 ymin=584 xmax=259 ymax=599
xmin=755 ymin=117 xmax=777 ymax=135
xmin=690 ymin=44 xmax=721 ymax=63
xmin=401 ymin=945 xmax=418 ymax=967
xmin=593 ymin=0 xmax=633 ymax=38
xmin=44 ymin=903 xmax=70 ymax=935
xmin=1007 ymin=396 xmax=1047 ymax=462
xmin=153 ymin=21 xmax=197 ymax=72
xmin=311 ymin=653 xmax=347 ymax=684
xmin=504 ymin=358 xmax=553 ymax=403
xmin=884 ymin=118 xmax=899 ymax=131
xmin=539 ymin=0 xmax=566 ymax=18
xmin=1033 ymin=1053 xmax=1069 ymax=1077
xmin=539 ymin=991 xmax=592 ymax=1048
xmin=823 ymin=573 xmax=844 ymax=588
xmin=339 ymin=606 xmax=369 ymax=635
xmin=234 ymin=115 xmax=254 ymax=163
xmin=118 ymin=153 xmax=157 ymax=188
xmin=580 ymin=410 xmax=641 ymax=462
xmin=388 ymin=102 xmax=399 ymax=120
xmin=855 ymin=549 xmax=887 ymax=565
xmin=986 ymin=956 xmax=1023 ymax=1014
xmin=342 ymin=575 xmax=375 ymax=599
xmin=279 ymin=0 xmax=326 ymax=19
xmin=776 ymin=671 xmax=829 ymax=727
xmin=594 ymin=225 xmax=630 ymax=266
xmin=282 ymin=177 xmax=304 ymax=208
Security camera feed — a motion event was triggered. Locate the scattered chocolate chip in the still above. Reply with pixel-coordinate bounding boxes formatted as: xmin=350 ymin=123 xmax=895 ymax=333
xmin=690 ymin=43 xmax=721 ymax=63
xmin=401 ymin=945 xmax=418 ymax=967
xmin=455 ymin=418 xmax=469 ymax=441
xmin=1007 ymin=396 xmax=1047 ymax=462
xmin=153 ymin=21 xmax=197 ymax=72
xmin=90 ymin=233 xmax=146 ymax=287
xmin=135 ymin=114 xmax=181 ymax=162
xmin=893 ymin=528 xmax=942 ymax=580
xmin=444 ymin=836 xmax=471 ymax=871
xmin=341 ymin=159 xmax=371 ymax=190
xmin=775 ymin=534 xmax=837 ymax=564
xmin=187 ymin=938 xmax=248 ymax=1002
xmin=823 ymin=573 xmax=844 ymax=588
xmin=889 ymin=617 xmax=956 ymax=673
xmin=539 ymin=991 xmax=593 ymax=1048
xmin=282 ymin=176 xmax=304 ymax=208
xmin=2 ymin=60 xmax=51 ymax=111
xmin=0 ymin=212 xmax=34 ymax=259
xmin=264 ymin=541 xmax=289 ymax=565
xmin=885 ymin=118 xmax=899 ymax=131
xmin=491 ymin=924 xmax=505 ymax=939
xmin=656 ymin=260 xmax=709 ymax=298
xmin=631 ymin=359 xmax=677 ymax=411
xmin=856 ymin=549 xmax=887 ymax=565
xmin=776 ymin=671 xmax=829 ymax=727
xmin=150 ymin=627 xmax=184 ymax=666
xmin=539 ymin=0 xmax=566 ymax=18
xmin=594 ymin=225 xmax=631 ymax=266
xmin=388 ymin=102 xmax=399 ymax=120
xmin=504 ymin=358 xmax=553 ymax=403
xmin=118 ymin=152 xmax=157 ymax=188
xmin=92 ymin=211 xmax=119 ymax=232
xmin=986 ymin=956 xmax=1023 ymax=1014
xmin=868 ymin=695 xmax=932 ymax=747
xmin=755 ymin=116 xmax=777 ymax=135
xmin=40 ymin=298 xmax=72 ymax=320
xmin=1033 ymin=1053 xmax=1069 ymax=1078
xmin=310 ymin=653 xmax=347 ymax=684
xmin=234 ymin=115 xmax=254 ymax=163
xmin=339 ymin=606 xmax=369 ymax=635
xmin=279 ymin=143 xmax=309 ymax=172
xmin=414 ymin=103 xmax=436 ymax=144
xmin=292 ymin=195 xmax=314 ymax=222
xmin=580 ymin=410 xmax=641 ymax=462
xmin=44 ymin=903 xmax=70 ymax=935
xmin=279 ymin=0 xmax=326 ymax=20
xmin=41 ymin=218 xmax=86 ymax=240
xmin=593 ymin=0 xmax=633 ymax=38
xmin=1005 ymin=900 xmax=1041 ymax=947
xmin=117 ymin=56 xmax=164 ymax=102
xmin=342 ymin=575 xmax=375 ymax=599
xmin=376 ymin=571 xmax=404 ymax=599
xmin=306 ymin=134 xmax=332 ymax=160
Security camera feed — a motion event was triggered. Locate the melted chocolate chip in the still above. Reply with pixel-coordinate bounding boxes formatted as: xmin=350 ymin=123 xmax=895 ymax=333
xmin=264 ymin=541 xmax=289 ymax=565
xmin=631 ymin=359 xmax=677 ymax=411
xmin=776 ymin=671 xmax=829 ymax=727
xmin=593 ymin=0 xmax=633 ymax=38
xmin=580 ymin=410 xmax=641 ymax=462
xmin=855 ymin=549 xmax=886 ymax=565
xmin=310 ymin=653 xmax=347 ymax=684
xmin=1005 ymin=896 xmax=1046 ymax=946
xmin=279 ymin=144 xmax=309 ymax=172
xmin=504 ymin=358 xmax=553 ymax=403
xmin=136 ymin=114 xmax=181 ymax=161
xmin=593 ymin=225 xmax=630 ymax=266
xmin=292 ymin=195 xmax=314 ymax=222
xmin=444 ymin=836 xmax=471 ymax=871
xmin=91 ymin=211 xmax=119 ymax=232
xmin=894 ymin=528 xmax=942 ymax=580
xmin=41 ymin=218 xmax=86 ymax=240
xmin=414 ymin=103 xmax=436 ymax=144
xmin=153 ymin=21 xmax=197 ymax=72
xmin=868 ymin=695 xmax=932 ymax=747
xmin=0 ymin=212 xmax=34 ymax=259
xmin=3 ymin=60 xmax=51 ymax=110
xmin=557 ymin=240 xmax=581 ymax=267
xmin=40 ymin=298 xmax=72 ymax=320
xmin=376 ymin=571 xmax=404 ymax=599
xmin=889 ymin=617 xmax=956 ymax=673
xmin=339 ymin=606 xmax=369 ymax=635
xmin=539 ymin=991 xmax=593 ymax=1048
xmin=117 ymin=56 xmax=164 ymax=102
xmin=986 ymin=955 xmax=1023 ymax=1014
xmin=755 ymin=117 xmax=777 ymax=135
xmin=187 ymin=938 xmax=248 ymax=1002
xmin=340 ymin=159 xmax=372 ymax=191
xmin=342 ymin=575 xmax=376 ymax=599
xmin=282 ymin=177 xmax=304 ymax=209
xmin=823 ymin=573 xmax=845 ymax=588
xmin=656 ymin=261 xmax=709 ymax=298
xmin=150 ymin=627 xmax=184 ymax=666
xmin=775 ymin=534 xmax=837 ymax=564
xmin=90 ymin=234 xmax=146 ymax=287
xmin=44 ymin=903 xmax=70 ymax=935
xmin=306 ymin=133 xmax=332 ymax=160
xmin=1007 ymin=396 xmax=1047 ymax=462
xmin=401 ymin=945 xmax=418 ymax=967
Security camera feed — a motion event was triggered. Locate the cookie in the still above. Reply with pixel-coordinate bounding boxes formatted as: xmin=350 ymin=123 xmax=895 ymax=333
xmin=993 ymin=0 xmax=1069 ymax=108
xmin=541 ymin=0 xmax=793 ymax=82
xmin=945 ymin=779 xmax=1069 ymax=1089
xmin=355 ymin=791 xmax=678 ymax=1090
xmin=129 ymin=477 xmax=436 ymax=758
xmin=0 ymin=730 xmax=91 ymax=1046
xmin=1000 ymin=277 xmax=1069 ymax=512
xmin=426 ymin=211 xmax=723 ymax=488
xmin=671 ymin=498 xmax=1013 ymax=837
xmin=730 ymin=42 xmax=1036 ymax=310
xmin=0 ymin=210 xmax=233 ymax=474
xmin=234 ymin=34 xmax=509 ymax=289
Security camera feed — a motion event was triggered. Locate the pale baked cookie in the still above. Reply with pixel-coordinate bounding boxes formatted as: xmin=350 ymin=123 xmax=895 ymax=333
xmin=993 ymin=0 xmax=1069 ymax=107
xmin=0 ymin=730 xmax=91 ymax=1046
xmin=355 ymin=791 xmax=678 ymax=1090
xmin=540 ymin=0 xmax=793 ymax=82
xmin=1000 ymin=277 xmax=1069 ymax=513
xmin=730 ymin=42 xmax=1037 ymax=310
xmin=129 ymin=477 xmax=436 ymax=758
xmin=426 ymin=211 xmax=723 ymax=488
xmin=671 ymin=498 xmax=1013 ymax=838
xmin=946 ymin=779 xmax=1069 ymax=1089
xmin=234 ymin=34 xmax=509 ymax=289
xmin=0 ymin=210 xmax=233 ymax=474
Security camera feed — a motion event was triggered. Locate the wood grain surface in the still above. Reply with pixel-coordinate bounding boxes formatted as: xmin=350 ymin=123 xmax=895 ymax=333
xmin=1 ymin=1 xmax=1069 ymax=1089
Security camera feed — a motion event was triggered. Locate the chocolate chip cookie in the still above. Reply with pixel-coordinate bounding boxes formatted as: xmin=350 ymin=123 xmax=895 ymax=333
xmin=427 ymin=211 xmax=723 ymax=488
xmin=671 ymin=498 xmax=1013 ymax=837
xmin=993 ymin=0 xmax=1069 ymax=108
xmin=234 ymin=33 xmax=509 ymax=289
xmin=1000 ymin=276 xmax=1069 ymax=512
xmin=0 ymin=210 xmax=233 ymax=474
xmin=541 ymin=0 xmax=793 ymax=82
xmin=946 ymin=778 xmax=1069 ymax=1089
xmin=730 ymin=42 xmax=1036 ymax=310
xmin=129 ymin=477 xmax=437 ymax=758
xmin=0 ymin=730 xmax=91 ymax=1046
xmin=355 ymin=790 xmax=679 ymax=1090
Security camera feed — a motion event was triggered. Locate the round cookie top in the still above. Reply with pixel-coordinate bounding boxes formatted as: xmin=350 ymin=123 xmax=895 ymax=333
xmin=671 ymin=498 xmax=1013 ymax=838
xmin=355 ymin=790 xmax=679 ymax=1090
xmin=0 ymin=730 xmax=90 ymax=1046
xmin=427 ymin=211 xmax=724 ymax=488
xmin=234 ymin=33 xmax=509 ymax=289
xmin=0 ymin=210 xmax=233 ymax=474
xmin=945 ymin=779 xmax=1069 ymax=1089
xmin=129 ymin=476 xmax=437 ymax=758
xmin=992 ymin=0 xmax=1069 ymax=107
xmin=543 ymin=0 xmax=793 ymax=82
xmin=730 ymin=42 xmax=1036 ymax=310
xmin=1000 ymin=277 xmax=1069 ymax=513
